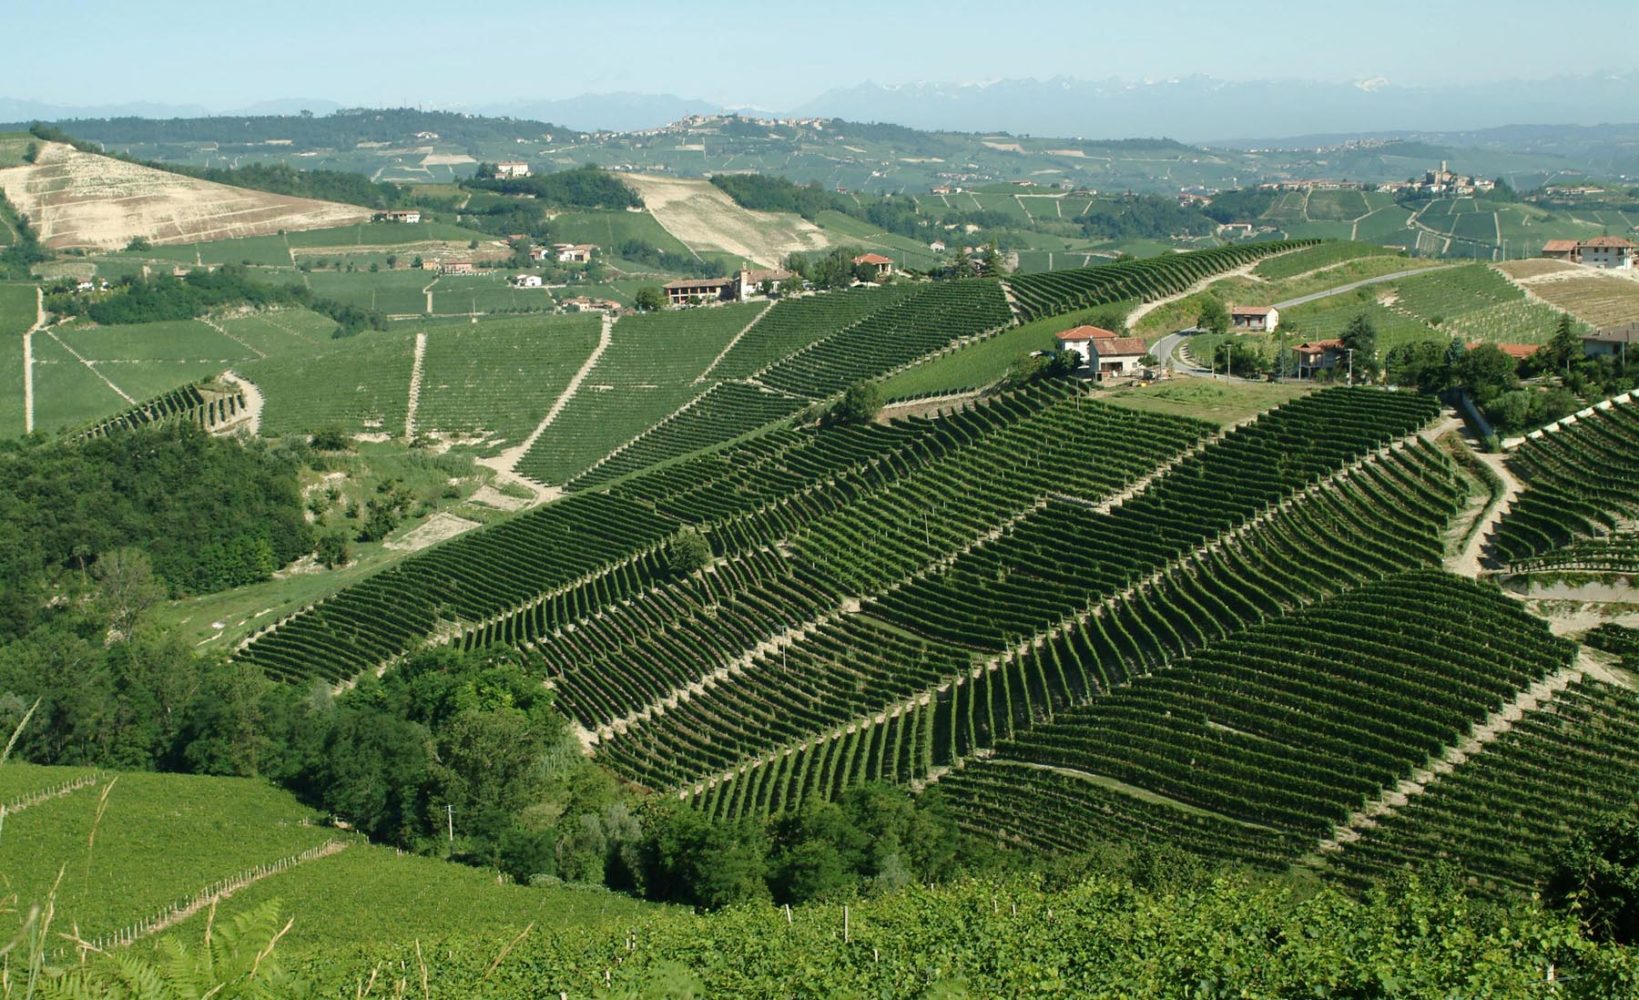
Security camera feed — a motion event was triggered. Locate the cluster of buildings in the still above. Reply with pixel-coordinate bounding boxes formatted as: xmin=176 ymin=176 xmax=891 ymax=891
xmin=1380 ymin=162 xmax=1495 ymax=197
xmin=663 ymin=266 xmax=797 ymax=306
xmin=1541 ymin=236 xmax=1635 ymax=270
xmin=661 ymin=255 xmax=896 ymax=307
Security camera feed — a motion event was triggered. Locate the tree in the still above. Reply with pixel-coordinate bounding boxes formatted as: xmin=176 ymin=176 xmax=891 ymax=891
xmin=1456 ymin=343 xmax=1518 ymax=405
xmin=1340 ymin=313 xmax=1379 ymax=379
xmin=22 ymin=141 xmax=38 ymax=164
xmin=126 ymin=236 xmax=153 ymax=252
xmin=92 ymin=548 xmax=166 ymax=639
xmin=633 ymin=285 xmax=666 ymax=312
xmin=827 ymin=382 xmax=884 ymax=426
xmin=1549 ymin=803 xmax=1639 ymax=944
xmin=666 ymin=528 xmax=712 ymax=577
xmin=1196 ymin=296 xmax=1229 ymax=335
xmin=316 ymin=533 xmax=351 ymax=569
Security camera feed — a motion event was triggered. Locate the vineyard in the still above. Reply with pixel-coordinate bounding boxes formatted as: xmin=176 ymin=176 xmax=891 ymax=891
xmin=706 ymin=286 xmax=917 ymax=380
xmin=74 ymin=380 xmax=246 ymax=439
xmin=1003 ymin=241 xmax=1315 ymax=321
xmin=514 ymin=304 xmax=761 ymax=484
xmin=1324 ymin=674 xmax=1639 ymax=895
xmin=1489 ymin=397 xmax=1639 ymax=566
xmin=935 ymin=572 xmax=1567 ymax=868
xmin=1252 ymin=240 xmax=1402 ymax=280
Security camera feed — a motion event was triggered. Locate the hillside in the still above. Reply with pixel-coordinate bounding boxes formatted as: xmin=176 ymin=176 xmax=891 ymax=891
xmin=0 ymin=141 xmax=372 ymax=249
xmin=621 ymin=173 xmax=833 ymax=267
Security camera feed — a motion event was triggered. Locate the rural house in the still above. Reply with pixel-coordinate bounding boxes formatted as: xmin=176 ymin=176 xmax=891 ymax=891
xmin=510 ymin=274 xmax=542 ymax=288
xmin=853 ymin=252 xmax=894 ymax=277
xmin=1087 ymin=336 xmax=1149 ymax=378
xmin=735 ymin=267 xmax=794 ymax=299
xmin=1540 ymin=239 xmax=1580 ymax=261
xmin=1293 ymin=339 xmax=1347 ymax=378
xmin=1053 ymin=324 xmax=1119 ymax=367
xmin=554 ymin=243 xmax=598 ymax=263
xmin=1579 ymin=236 xmax=1635 ymax=270
xmin=439 ymin=260 xmax=475 ymax=275
xmin=663 ymin=277 xmax=736 ymax=306
xmin=374 ymin=208 xmax=421 ymax=224
xmin=495 ymin=161 xmax=531 ymax=178
xmin=561 ymin=295 xmax=623 ymax=315
xmin=1583 ymin=323 xmax=1638 ymax=360
xmin=1230 ymin=305 xmax=1280 ymax=332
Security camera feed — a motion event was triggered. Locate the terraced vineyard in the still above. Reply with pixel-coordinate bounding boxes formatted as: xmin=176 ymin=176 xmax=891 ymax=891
xmin=1324 ymin=675 xmax=1639 ymax=895
xmin=1490 ymin=397 xmax=1639 ymax=566
xmin=558 ymin=388 xmax=1442 ymax=798
xmin=707 ymin=286 xmax=916 ymax=380
xmin=75 ymin=381 xmax=245 ymax=439
xmin=566 ymin=381 xmax=808 ymax=490
xmin=756 ymin=279 xmax=1012 ymax=399
xmin=241 ymin=329 xmax=419 ymax=436
xmin=1252 ymin=241 xmax=1402 ymax=280
xmin=934 ymin=572 xmax=1570 ymax=870
xmin=1004 ymin=241 xmax=1315 ymax=321
xmin=515 ymin=304 xmax=762 ymax=484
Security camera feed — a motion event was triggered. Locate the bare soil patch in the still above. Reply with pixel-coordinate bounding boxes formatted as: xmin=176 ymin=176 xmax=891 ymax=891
xmin=622 ymin=174 xmax=831 ymax=268
xmin=0 ymin=142 xmax=371 ymax=250
xmin=384 ymin=510 xmax=482 ymax=552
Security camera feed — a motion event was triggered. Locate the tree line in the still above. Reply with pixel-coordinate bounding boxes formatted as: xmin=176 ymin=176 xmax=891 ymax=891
xmin=45 ymin=265 xmax=387 ymax=336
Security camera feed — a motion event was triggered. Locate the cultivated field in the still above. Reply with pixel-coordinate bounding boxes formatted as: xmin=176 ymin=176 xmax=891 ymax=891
xmin=622 ymin=174 xmax=832 ymax=267
xmin=1499 ymin=267 xmax=1639 ymax=328
xmin=0 ymin=142 xmax=372 ymax=250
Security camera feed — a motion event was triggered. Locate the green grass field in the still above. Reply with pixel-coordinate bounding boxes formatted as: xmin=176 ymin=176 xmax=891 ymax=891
xmin=218 ymin=308 xmax=339 ymax=356
xmin=0 ymin=284 xmax=35 ymax=436
xmin=550 ymin=208 xmax=694 ymax=257
xmin=428 ymin=272 xmax=557 ymax=315
xmin=157 ymin=839 xmax=655 ymax=954
xmin=1101 ymin=377 xmax=1311 ymax=426
xmin=0 ymin=769 xmax=336 ymax=945
xmin=284 ymin=221 xmax=492 ymax=248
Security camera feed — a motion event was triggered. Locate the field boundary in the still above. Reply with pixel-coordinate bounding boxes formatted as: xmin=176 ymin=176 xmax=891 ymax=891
xmin=404 ymin=331 xmax=427 ymax=440
xmin=45 ymin=328 xmax=136 ymax=404
xmin=60 ymin=839 xmax=349 ymax=959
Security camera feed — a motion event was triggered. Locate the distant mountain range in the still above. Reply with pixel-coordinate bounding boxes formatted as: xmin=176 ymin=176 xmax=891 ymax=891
xmin=6 ymin=72 xmax=1638 ymax=154
xmin=793 ymin=74 xmax=1639 ymax=145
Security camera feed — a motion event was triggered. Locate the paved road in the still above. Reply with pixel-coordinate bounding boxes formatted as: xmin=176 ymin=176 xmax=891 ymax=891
xmin=1152 ymin=264 xmax=1455 ymax=377
xmin=1272 ymin=265 xmax=1453 ymax=310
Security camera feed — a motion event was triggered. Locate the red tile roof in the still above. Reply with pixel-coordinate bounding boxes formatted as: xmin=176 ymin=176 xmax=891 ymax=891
xmin=1294 ymin=339 xmax=1345 ymax=357
xmin=1092 ymin=337 xmax=1149 ymax=357
xmin=1468 ymin=341 xmax=1542 ymax=360
xmin=853 ymin=253 xmax=894 ymax=266
xmin=1541 ymin=240 xmax=1580 ymax=252
xmin=1581 ymin=236 xmax=1636 ymax=249
xmin=1230 ymin=306 xmax=1274 ymax=316
xmin=1055 ymin=325 xmax=1120 ymax=341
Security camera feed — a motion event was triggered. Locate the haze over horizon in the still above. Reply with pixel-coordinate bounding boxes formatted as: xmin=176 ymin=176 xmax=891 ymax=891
xmin=5 ymin=0 xmax=1637 ymax=132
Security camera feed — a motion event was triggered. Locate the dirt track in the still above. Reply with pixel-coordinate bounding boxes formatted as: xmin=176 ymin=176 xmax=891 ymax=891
xmin=0 ymin=142 xmax=371 ymax=250
xmin=623 ymin=174 xmax=832 ymax=268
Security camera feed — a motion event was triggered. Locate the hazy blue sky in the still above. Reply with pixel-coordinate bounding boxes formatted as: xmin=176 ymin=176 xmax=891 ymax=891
xmin=7 ymin=0 xmax=1636 ymax=110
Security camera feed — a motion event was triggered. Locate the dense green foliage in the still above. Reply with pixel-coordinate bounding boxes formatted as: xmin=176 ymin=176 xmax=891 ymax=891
xmin=0 ymin=424 xmax=310 ymax=613
xmin=285 ymin=871 xmax=1639 ymax=997
xmin=465 ymin=164 xmax=642 ymax=210
xmin=1073 ymin=193 xmax=1216 ymax=239
xmin=138 ymin=160 xmax=403 ymax=209
xmin=45 ymin=266 xmax=384 ymax=335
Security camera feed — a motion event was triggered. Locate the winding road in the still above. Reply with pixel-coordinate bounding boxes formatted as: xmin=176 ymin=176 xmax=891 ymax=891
xmin=1152 ymin=265 xmax=1455 ymax=375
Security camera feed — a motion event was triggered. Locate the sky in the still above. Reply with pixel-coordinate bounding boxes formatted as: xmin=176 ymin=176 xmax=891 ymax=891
xmin=6 ymin=0 xmax=1638 ymax=112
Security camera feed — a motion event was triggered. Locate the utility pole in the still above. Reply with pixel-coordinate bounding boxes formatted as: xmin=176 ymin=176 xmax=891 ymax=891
xmin=1346 ymin=348 xmax=1355 ymax=386
xmin=447 ymin=804 xmax=454 ymax=844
